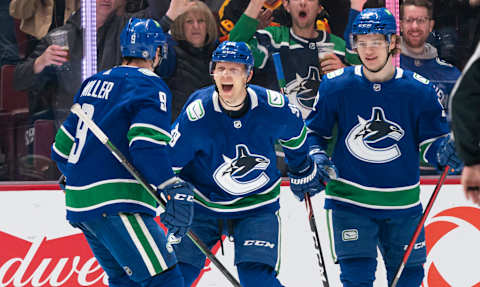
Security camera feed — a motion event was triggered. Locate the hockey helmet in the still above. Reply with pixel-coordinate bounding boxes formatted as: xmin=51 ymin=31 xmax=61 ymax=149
xmin=352 ymin=8 xmax=397 ymax=37
xmin=210 ymin=41 xmax=254 ymax=74
xmin=120 ymin=17 xmax=167 ymax=60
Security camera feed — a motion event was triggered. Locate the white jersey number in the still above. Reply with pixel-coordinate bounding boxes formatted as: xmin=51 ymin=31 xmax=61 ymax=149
xmin=68 ymin=103 xmax=95 ymax=164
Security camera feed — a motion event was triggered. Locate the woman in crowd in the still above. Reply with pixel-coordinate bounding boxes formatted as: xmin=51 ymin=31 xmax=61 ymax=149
xmin=156 ymin=0 xmax=219 ymax=122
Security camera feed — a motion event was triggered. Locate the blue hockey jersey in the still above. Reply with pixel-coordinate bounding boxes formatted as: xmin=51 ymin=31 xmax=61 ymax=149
xmin=306 ymin=66 xmax=449 ymax=214
xmin=51 ymin=66 xmax=175 ymax=222
xmin=400 ymin=53 xmax=461 ymax=109
xmin=169 ymin=84 xmax=309 ymax=217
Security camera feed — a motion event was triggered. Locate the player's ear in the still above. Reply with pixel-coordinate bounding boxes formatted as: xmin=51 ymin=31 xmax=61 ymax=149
xmin=246 ymin=69 xmax=253 ymax=83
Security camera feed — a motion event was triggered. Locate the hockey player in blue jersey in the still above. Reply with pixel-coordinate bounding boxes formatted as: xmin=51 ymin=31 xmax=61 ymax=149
xmin=51 ymin=18 xmax=195 ymax=287
xmin=168 ymin=41 xmax=325 ymax=287
xmin=305 ymin=8 xmax=463 ymax=287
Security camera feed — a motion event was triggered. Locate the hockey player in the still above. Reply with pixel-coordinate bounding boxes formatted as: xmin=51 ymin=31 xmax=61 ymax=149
xmin=168 ymin=41 xmax=326 ymax=287
xmin=305 ymin=8 xmax=463 ymax=287
xmin=50 ymin=18 xmax=194 ymax=287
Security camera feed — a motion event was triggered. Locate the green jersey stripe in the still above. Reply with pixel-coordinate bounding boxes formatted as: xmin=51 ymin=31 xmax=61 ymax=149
xmin=326 ymin=180 xmax=420 ymax=208
xmin=194 ymin=181 xmax=281 ymax=212
xmin=65 ymin=181 xmax=157 ymax=209
xmin=53 ymin=126 xmax=74 ymax=158
xmin=279 ymin=125 xmax=307 ymax=150
xmin=127 ymin=125 xmax=171 ymax=146
xmin=125 ymin=214 xmax=166 ymax=273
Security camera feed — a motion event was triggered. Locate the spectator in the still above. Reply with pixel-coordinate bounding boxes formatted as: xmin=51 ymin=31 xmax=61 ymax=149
xmin=156 ymin=0 xmax=219 ymax=122
xmin=9 ymin=0 xmax=80 ymax=40
xmin=13 ymin=0 xmax=175 ymax=128
xmin=450 ymin=41 xmax=480 ymax=206
xmin=229 ymin=0 xmax=360 ymax=119
xmin=400 ymin=0 xmax=460 ymax=108
xmin=0 ymin=0 xmax=20 ymax=66
xmin=9 ymin=0 xmax=81 ymax=58
xmin=345 ymin=0 xmax=460 ymax=110
xmin=217 ymin=0 xmax=331 ymax=42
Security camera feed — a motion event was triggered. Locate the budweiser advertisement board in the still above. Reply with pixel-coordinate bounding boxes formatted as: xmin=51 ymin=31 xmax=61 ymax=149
xmin=0 ymin=182 xmax=479 ymax=287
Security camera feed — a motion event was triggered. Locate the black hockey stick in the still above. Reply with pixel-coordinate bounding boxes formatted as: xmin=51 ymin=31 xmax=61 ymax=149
xmin=390 ymin=165 xmax=450 ymax=287
xmin=70 ymin=104 xmax=241 ymax=287
xmin=272 ymin=52 xmax=330 ymax=286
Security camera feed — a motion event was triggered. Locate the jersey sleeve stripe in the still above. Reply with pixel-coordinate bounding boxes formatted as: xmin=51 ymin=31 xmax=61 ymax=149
xmin=127 ymin=125 xmax=171 ymax=146
xmin=53 ymin=126 xmax=75 ymax=159
xmin=129 ymin=137 xmax=168 ymax=147
xmin=61 ymin=125 xmax=75 ymax=141
xmin=279 ymin=125 xmax=307 ymax=150
xmin=419 ymin=135 xmax=446 ymax=164
xmin=52 ymin=144 xmax=70 ymax=159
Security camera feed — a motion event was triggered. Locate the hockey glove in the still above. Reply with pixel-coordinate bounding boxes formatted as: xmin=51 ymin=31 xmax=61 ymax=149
xmin=288 ymin=159 xmax=325 ymax=201
xmin=159 ymin=177 xmax=195 ymax=241
xmin=310 ymin=148 xmax=338 ymax=185
xmin=436 ymin=134 xmax=463 ymax=174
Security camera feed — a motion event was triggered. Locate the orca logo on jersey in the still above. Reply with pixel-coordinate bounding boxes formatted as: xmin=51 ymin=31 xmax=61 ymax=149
xmin=345 ymin=107 xmax=405 ymax=163
xmin=284 ymin=66 xmax=321 ymax=118
xmin=213 ymin=144 xmax=270 ymax=195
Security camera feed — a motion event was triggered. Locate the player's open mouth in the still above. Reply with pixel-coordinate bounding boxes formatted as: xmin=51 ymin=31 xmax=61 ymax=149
xmin=299 ymin=11 xmax=307 ymax=18
xmin=222 ymin=84 xmax=234 ymax=92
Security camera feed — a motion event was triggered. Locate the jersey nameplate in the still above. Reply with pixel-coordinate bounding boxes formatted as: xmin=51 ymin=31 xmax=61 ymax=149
xmin=267 ymin=90 xmax=284 ymax=108
xmin=413 ymin=73 xmax=430 ymax=85
xmin=326 ymin=68 xmax=344 ymax=79
xmin=186 ymin=99 xmax=205 ymax=121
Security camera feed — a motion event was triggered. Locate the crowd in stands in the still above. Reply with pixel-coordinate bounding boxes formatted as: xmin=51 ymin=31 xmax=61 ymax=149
xmin=0 ymin=0 xmax=478 ymax=181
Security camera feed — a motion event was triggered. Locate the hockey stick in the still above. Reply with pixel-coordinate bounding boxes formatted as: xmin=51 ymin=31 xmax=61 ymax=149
xmin=390 ymin=165 xmax=450 ymax=287
xmin=272 ymin=52 xmax=330 ymax=286
xmin=70 ymin=104 xmax=241 ymax=287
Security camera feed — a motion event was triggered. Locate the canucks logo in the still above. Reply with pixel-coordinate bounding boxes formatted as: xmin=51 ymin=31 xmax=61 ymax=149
xmin=213 ymin=144 xmax=270 ymax=195
xmin=284 ymin=66 xmax=321 ymax=118
xmin=345 ymin=107 xmax=404 ymax=163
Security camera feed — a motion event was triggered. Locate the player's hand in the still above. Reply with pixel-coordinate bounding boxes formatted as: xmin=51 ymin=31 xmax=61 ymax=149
xmin=436 ymin=134 xmax=463 ymax=174
xmin=320 ymin=53 xmax=345 ymax=74
xmin=33 ymin=45 xmax=68 ymax=73
xmin=310 ymin=147 xmax=338 ymax=185
xmin=159 ymin=177 xmax=195 ymax=243
xmin=462 ymin=164 xmax=480 ymax=206
xmin=257 ymin=8 xmax=273 ymax=29
xmin=288 ymin=158 xmax=325 ymax=201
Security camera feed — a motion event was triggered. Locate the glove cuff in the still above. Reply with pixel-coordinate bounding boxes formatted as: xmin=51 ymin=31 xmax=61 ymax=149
xmin=309 ymin=146 xmax=327 ymax=157
xmin=158 ymin=176 xmax=181 ymax=190
xmin=290 ymin=163 xmax=317 ymax=185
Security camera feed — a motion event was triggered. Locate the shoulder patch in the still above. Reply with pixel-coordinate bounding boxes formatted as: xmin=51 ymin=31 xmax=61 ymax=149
xmin=326 ymin=68 xmax=344 ymax=79
xmin=413 ymin=73 xmax=430 ymax=85
xmin=138 ymin=68 xmax=159 ymax=77
xmin=186 ymin=99 xmax=205 ymax=121
xmin=267 ymin=90 xmax=284 ymax=108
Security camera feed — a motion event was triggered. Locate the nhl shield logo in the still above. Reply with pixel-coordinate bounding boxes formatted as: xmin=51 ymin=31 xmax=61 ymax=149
xmin=213 ymin=144 xmax=270 ymax=195
xmin=345 ymin=107 xmax=404 ymax=163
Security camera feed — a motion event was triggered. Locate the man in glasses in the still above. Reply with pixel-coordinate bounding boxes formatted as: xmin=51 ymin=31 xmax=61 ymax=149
xmin=306 ymin=8 xmax=462 ymax=286
xmin=399 ymin=0 xmax=460 ymax=111
xmin=167 ymin=41 xmax=326 ymax=286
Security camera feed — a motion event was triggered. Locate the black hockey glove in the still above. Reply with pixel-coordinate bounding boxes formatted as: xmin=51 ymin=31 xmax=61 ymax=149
xmin=159 ymin=177 xmax=195 ymax=243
